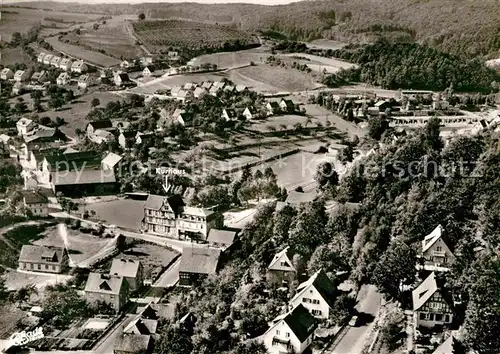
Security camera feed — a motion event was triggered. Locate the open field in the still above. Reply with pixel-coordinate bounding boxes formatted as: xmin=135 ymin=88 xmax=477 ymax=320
xmin=307 ymin=39 xmax=348 ymax=50
xmin=4 ymin=269 xmax=73 ymax=291
xmin=280 ymin=53 xmax=357 ymax=74
xmin=86 ymin=199 xmax=146 ymax=231
xmin=33 ymin=226 xmax=114 ymax=265
xmin=0 ymin=48 xmax=33 ymax=66
xmin=133 ymin=19 xmax=258 ymax=52
xmin=61 ymin=15 xmax=142 ymax=60
xmin=0 ymin=7 xmax=103 ymax=43
xmin=234 ymin=65 xmax=322 ymax=92
xmin=114 ymin=243 xmax=178 ymax=268
xmin=45 ymin=36 xmax=121 ymax=68
xmin=247 ymin=114 xmax=328 ymax=133
xmin=189 ymin=49 xmax=270 ymax=69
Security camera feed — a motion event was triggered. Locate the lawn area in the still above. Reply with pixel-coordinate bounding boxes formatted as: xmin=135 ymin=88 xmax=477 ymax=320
xmin=45 ymin=36 xmax=121 ymax=68
xmin=111 ymin=243 xmax=179 ymax=269
xmin=233 ymin=65 xmax=322 ymax=93
xmin=3 ymin=269 xmax=73 ymax=291
xmin=189 ymin=49 xmax=270 ymax=69
xmin=247 ymin=114 xmax=319 ymax=133
xmin=307 ymin=39 xmax=348 ymax=50
xmin=0 ymin=305 xmax=28 ymax=339
xmin=61 ymin=15 xmax=142 ymax=60
xmin=85 ymin=199 xmax=146 ymax=231
xmin=280 ymin=53 xmax=357 ymax=74
xmin=0 ymin=48 xmax=33 ymax=66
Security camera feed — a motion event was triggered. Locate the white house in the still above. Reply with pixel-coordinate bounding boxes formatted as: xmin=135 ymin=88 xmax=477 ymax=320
xmin=56 ymin=72 xmax=71 ymax=86
xmin=16 ymin=117 xmax=36 ymax=136
xmin=37 ymin=52 xmax=46 ymax=63
xmin=221 ymin=108 xmax=238 ymax=121
xmin=289 ymin=269 xmax=337 ymax=320
xmin=412 ymin=272 xmax=453 ymax=328
xmin=263 ymin=304 xmax=316 ymax=354
xmin=12 ymin=82 xmax=23 ymax=95
xmin=59 ymin=58 xmax=73 ymax=71
xmin=71 ymin=60 xmax=88 ymax=73
xmin=77 ymin=74 xmax=93 ymax=89
xmin=421 ymin=225 xmax=455 ymax=269
xmin=0 ymin=68 xmax=14 ymax=80
xmin=51 ymin=56 xmax=61 ymax=68
xmin=267 ymin=246 xmax=296 ymax=286
xmin=143 ymin=66 xmax=153 ymax=77
xmin=14 ymin=70 xmax=29 ymax=82
xmin=243 ymin=106 xmax=258 ymax=120
xmin=43 ymin=54 xmax=54 ymax=65
xmin=266 ymin=101 xmax=281 ymax=116
xmin=120 ymin=60 xmax=132 ymax=69
xmin=31 ymin=71 xmax=47 ymax=83
xmin=193 ymin=87 xmax=207 ymax=98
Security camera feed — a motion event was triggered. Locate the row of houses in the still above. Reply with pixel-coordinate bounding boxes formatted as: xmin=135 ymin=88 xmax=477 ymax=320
xmin=37 ymin=52 xmax=88 ymax=73
xmin=169 ymin=81 xmax=249 ymax=100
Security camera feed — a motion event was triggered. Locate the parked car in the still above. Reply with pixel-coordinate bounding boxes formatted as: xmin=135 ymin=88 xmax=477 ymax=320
xmin=349 ymin=315 xmax=358 ymax=327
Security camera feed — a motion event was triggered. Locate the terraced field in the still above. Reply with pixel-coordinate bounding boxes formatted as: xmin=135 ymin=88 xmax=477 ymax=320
xmin=133 ymin=20 xmax=259 ymax=52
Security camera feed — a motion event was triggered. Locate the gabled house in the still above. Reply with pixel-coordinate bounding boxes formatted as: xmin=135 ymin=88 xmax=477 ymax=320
xmin=176 ymin=89 xmax=190 ymax=101
xmin=71 ymin=60 xmax=88 ymax=73
xmin=267 ymin=246 xmax=296 ymax=286
xmin=221 ymin=108 xmax=238 ymax=121
xmin=167 ymin=51 xmax=179 ymax=60
xmin=31 ymin=70 xmax=47 ymax=83
xmin=114 ymin=334 xmax=153 ymax=354
xmin=51 ymin=56 xmax=61 ymax=68
xmin=21 ymin=189 xmax=52 ymax=216
xmin=119 ymin=130 xmax=138 ymax=149
xmin=412 ymin=272 xmax=453 ymax=328
xmin=14 ymin=70 xmax=29 ymax=82
xmin=276 ymin=190 xmax=317 ymax=212
xmin=201 ymin=81 xmax=213 ymax=90
xmin=142 ymin=66 xmax=153 ymax=77
xmin=18 ymin=245 xmax=67 ymax=274
xmin=183 ymin=82 xmax=196 ymax=90
xmin=12 ymin=82 xmax=23 ymax=95
xmin=86 ymin=120 xmax=114 ymax=137
xmin=243 ymin=106 xmax=258 ymax=120
xmin=206 ymin=229 xmax=238 ymax=250
xmin=289 ymin=269 xmax=337 ymax=319
xmin=56 ymin=72 xmax=71 ymax=86
xmin=421 ymin=225 xmax=455 ymax=269
xmin=280 ymin=99 xmax=295 ymax=112
xmin=263 ymin=304 xmax=316 ymax=354
xmin=77 ymin=74 xmax=93 ymax=89
xmin=193 ymin=87 xmax=207 ymax=98
xmin=114 ymin=73 xmax=132 ymax=87
xmin=37 ymin=52 xmax=46 ymax=63
xmin=0 ymin=68 xmax=14 ymax=80
xmin=123 ymin=317 xmax=157 ymax=335
xmin=136 ymin=132 xmax=154 ymax=145
xmin=267 ymin=101 xmax=281 ymax=116
xmin=43 ymin=54 xmax=54 ymax=65
xmin=224 ymin=84 xmax=235 ymax=93
xmin=85 ymin=273 xmax=129 ymax=312
xmin=16 ymin=117 xmax=36 ymax=136
xmin=236 ymin=84 xmax=248 ymax=93
xmin=59 ymin=58 xmax=73 ymax=71
xmin=179 ymin=246 xmax=221 ymax=286
xmin=110 ymin=258 xmax=143 ymax=291
xmin=177 ymin=112 xmax=195 ymax=126
xmin=101 ymin=152 xmax=123 ymax=171
xmin=170 ymin=86 xmax=182 ymax=97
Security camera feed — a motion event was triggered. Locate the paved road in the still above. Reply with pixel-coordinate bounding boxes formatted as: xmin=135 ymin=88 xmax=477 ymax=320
xmin=153 ymin=258 xmax=180 ymax=287
xmin=92 ymin=315 xmax=136 ymax=354
xmin=329 ymin=285 xmax=382 ymax=354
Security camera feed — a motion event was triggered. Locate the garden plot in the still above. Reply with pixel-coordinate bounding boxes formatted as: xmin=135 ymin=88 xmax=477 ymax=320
xmin=86 ymin=199 xmax=146 ymax=231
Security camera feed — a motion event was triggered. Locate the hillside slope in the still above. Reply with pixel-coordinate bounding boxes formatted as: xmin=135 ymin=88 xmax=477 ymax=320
xmin=10 ymin=0 xmax=500 ymax=58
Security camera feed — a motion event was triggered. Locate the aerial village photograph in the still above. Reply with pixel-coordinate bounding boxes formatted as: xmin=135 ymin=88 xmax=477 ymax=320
xmin=0 ymin=0 xmax=499 ymax=353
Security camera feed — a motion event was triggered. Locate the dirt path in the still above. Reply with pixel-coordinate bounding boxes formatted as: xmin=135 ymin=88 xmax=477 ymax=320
xmin=124 ymin=21 xmax=151 ymax=55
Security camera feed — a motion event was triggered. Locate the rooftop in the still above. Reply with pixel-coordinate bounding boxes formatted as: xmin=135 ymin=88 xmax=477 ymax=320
xmin=19 ymin=245 xmax=64 ymax=264
xmin=114 ymin=334 xmax=151 ymax=353
xmin=412 ymin=272 xmax=439 ymax=311
xmin=110 ymin=258 xmax=141 ymax=278
xmin=51 ymin=169 xmax=116 ymax=186
xmin=85 ymin=273 xmax=126 ymax=295
xmin=179 ymin=246 xmax=221 ymax=275
xmin=207 ymin=229 xmax=238 ymax=246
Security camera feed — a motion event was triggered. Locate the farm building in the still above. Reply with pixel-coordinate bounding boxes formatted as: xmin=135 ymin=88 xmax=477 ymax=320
xmin=0 ymin=68 xmax=14 ymax=80
xmin=179 ymin=247 xmax=221 ymax=286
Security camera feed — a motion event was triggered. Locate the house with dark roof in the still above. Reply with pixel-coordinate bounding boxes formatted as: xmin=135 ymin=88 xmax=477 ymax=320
xmin=263 ymin=304 xmax=316 ymax=354
xmin=114 ymin=73 xmax=132 ymax=87
xmin=18 ymin=245 xmax=67 ymax=274
xmin=179 ymin=246 xmax=221 ymax=286
xmin=206 ymin=229 xmax=238 ymax=249
xmin=221 ymin=108 xmax=238 ymax=121
xmin=420 ymin=225 xmax=455 ymax=269
xmin=21 ymin=188 xmax=53 ymax=216
xmin=119 ymin=130 xmax=137 ymax=149
xmin=50 ymin=169 xmax=117 ymax=196
xmin=85 ymin=273 xmax=129 ymax=312
xmin=267 ymin=246 xmax=296 ymax=286
xmin=266 ymin=101 xmax=281 ymax=116
xmin=114 ymin=334 xmax=153 ymax=354
xmin=289 ymin=269 xmax=337 ymax=319
xmin=42 ymin=150 xmax=102 ymax=173
xmin=412 ymin=272 xmax=453 ymax=328
xmin=123 ymin=317 xmax=157 ymax=335
xmin=280 ymin=99 xmax=296 ymax=112
xmin=110 ymin=259 xmax=143 ymax=291
xmin=243 ymin=106 xmax=258 ymax=120
xmin=0 ymin=68 xmax=14 ymax=80
xmin=432 ymin=335 xmax=463 ymax=354
xmin=86 ymin=120 xmax=114 ymax=137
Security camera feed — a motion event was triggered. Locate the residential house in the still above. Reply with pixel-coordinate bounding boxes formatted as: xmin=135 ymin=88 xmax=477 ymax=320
xmin=0 ymin=68 xmax=14 ymax=80
xmin=236 ymin=84 xmax=248 ymax=93
xmin=101 ymin=152 xmax=123 ymax=171
xmin=43 ymin=54 xmax=54 ymax=65
xmin=170 ymin=86 xmax=182 ymax=97
xmin=31 ymin=70 xmax=47 ymax=83
xmin=221 ymin=108 xmax=238 ymax=121
xmin=86 ymin=120 xmax=114 ymax=137
xmin=18 ymin=245 xmax=67 ymax=274
xmin=412 ymin=272 xmax=453 ymax=328
xmin=123 ymin=317 xmax=157 ymax=335
xmin=50 ymin=169 xmax=117 ymax=196
xmin=209 ymin=81 xmax=225 ymax=96
xmin=22 ymin=189 xmax=52 ymax=216
xmin=243 ymin=106 xmax=258 ymax=120
xmin=51 ymin=56 xmax=61 ymax=68
xmin=167 ymin=51 xmax=179 ymax=60
xmin=16 ymin=117 xmax=36 ymax=136
xmin=110 ymin=259 xmax=143 ymax=291
xmin=432 ymin=335 xmax=463 ymax=354
xmin=14 ymin=70 xmax=29 ymax=82
xmin=276 ymin=190 xmax=317 ymax=211
xmin=223 ymin=84 xmax=235 ymax=93
xmin=177 ymin=112 xmax=195 ymax=126
xmin=201 ymin=81 xmax=213 ymax=90
xmin=289 ymin=269 xmax=337 ymax=319
xmin=37 ymin=52 xmax=46 ymax=63
xmin=71 ymin=60 xmax=88 ymax=73
xmin=266 ymin=101 xmax=281 ymax=116
xmin=140 ymin=56 xmax=154 ymax=66
xmin=179 ymin=246 xmax=221 ymax=286
xmin=206 ymin=229 xmax=238 ymax=249
xmin=59 ymin=58 xmax=73 ymax=71
xmin=56 ymin=72 xmax=71 ymax=86
xmin=263 ymin=304 xmax=316 ymax=354
xmin=267 ymin=246 xmax=296 ymax=286
xmin=193 ymin=87 xmax=207 ymax=98
xmin=280 ymin=99 xmax=295 ymax=113
xmin=183 ymin=82 xmax=196 ymax=90
xmin=114 ymin=73 xmax=132 ymax=87
xmin=92 ymin=129 xmax=115 ymax=145
xmin=120 ymin=60 xmax=132 ymax=69
xmin=142 ymin=66 xmax=153 ymax=77
xmin=119 ymin=130 xmax=138 ymax=149
xmin=141 ymin=194 xmax=222 ymax=239
xmin=136 ymin=132 xmax=154 ymax=145
xmin=85 ymin=273 xmax=129 ymax=312
xmin=421 ymin=225 xmax=455 ymax=269
xmin=77 ymin=74 xmax=93 ymax=89
xmin=176 ymin=89 xmax=190 ymax=101
xmin=12 ymin=82 xmax=23 ymax=95
xmin=114 ymin=334 xmax=153 ymax=354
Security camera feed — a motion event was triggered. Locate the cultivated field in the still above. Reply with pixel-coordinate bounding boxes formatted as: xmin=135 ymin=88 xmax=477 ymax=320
xmin=45 ymin=36 xmax=121 ymax=68
xmin=0 ymin=7 xmax=103 ymax=42
xmin=86 ymin=199 xmax=146 ymax=231
xmin=61 ymin=15 xmax=142 ymax=60
xmin=189 ymin=49 xmax=271 ymax=69
xmin=133 ymin=20 xmax=258 ymax=52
